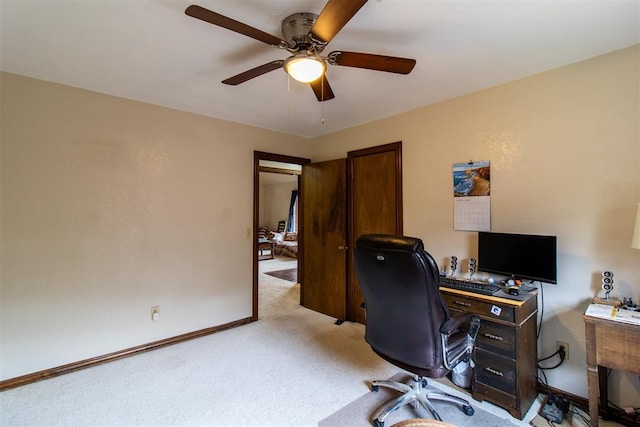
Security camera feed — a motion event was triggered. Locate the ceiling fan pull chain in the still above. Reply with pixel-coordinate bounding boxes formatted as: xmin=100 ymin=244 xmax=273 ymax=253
xmin=287 ymin=74 xmax=291 ymax=123
xmin=321 ymin=74 xmax=325 ymax=125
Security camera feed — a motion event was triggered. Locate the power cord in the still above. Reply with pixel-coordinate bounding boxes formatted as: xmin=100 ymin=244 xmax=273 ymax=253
xmin=536 ymin=283 xmax=566 ymax=370
xmin=608 ymin=400 xmax=640 ymax=423
xmin=537 ymin=375 xmax=549 ymax=387
xmin=537 ymin=280 xmax=544 ymax=340
xmin=538 ymin=345 xmax=566 ymax=370
xmin=568 ymin=405 xmax=591 ymax=425
xmin=538 ymin=370 xmax=549 ymax=387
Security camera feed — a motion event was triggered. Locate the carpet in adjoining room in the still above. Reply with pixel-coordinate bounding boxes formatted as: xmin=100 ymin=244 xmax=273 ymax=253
xmin=264 ymin=267 xmax=297 ymax=282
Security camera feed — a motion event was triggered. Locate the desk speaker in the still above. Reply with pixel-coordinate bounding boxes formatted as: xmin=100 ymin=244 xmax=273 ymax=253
xmin=468 ymin=258 xmax=477 ymax=276
xmin=602 ymin=271 xmax=614 ymax=299
xmin=450 ymin=256 xmax=458 ymax=276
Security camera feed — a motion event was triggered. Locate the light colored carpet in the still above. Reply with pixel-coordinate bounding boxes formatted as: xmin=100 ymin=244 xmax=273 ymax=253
xmin=1 ymin=257 xmax=537 ymax=426
xmin=319 ymin=372 xmax=518 ymax=427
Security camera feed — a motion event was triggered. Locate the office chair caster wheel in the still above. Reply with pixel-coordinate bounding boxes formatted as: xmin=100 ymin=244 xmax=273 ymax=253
xmin=371 ymin=384 xmax=379 ymax=392
xmin=463 ymin=405 xmax=475 ymax=416
xmin=374 ymin=419 xmax=384 ymax=427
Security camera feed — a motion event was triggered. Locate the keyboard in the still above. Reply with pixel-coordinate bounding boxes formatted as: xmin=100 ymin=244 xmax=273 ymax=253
xmin=439 ymin=276 xmax=501 ymax=296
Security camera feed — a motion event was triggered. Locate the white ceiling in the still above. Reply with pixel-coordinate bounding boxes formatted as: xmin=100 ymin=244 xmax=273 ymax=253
xmin=2 ymin=0 xmax=638 ymax=138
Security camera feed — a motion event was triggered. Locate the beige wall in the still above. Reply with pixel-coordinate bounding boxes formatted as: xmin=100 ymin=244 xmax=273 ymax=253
xmin=2 ymin=44 xmax=639 ymax=404
xmin=0 ymin=72 xmax=311 ymax=379
xmin=312 ymin=45 xmax=640 ymax=403
xmin=261 ymin=180 xmax=297 ymax=232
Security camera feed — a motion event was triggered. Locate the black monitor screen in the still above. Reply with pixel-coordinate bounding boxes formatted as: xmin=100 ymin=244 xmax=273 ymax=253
xmin=478 ymin=232 xmax=557 ymax=284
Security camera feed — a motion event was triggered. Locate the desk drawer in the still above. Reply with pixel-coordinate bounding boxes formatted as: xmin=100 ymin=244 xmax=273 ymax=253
xmin=442 ymin=294 xmax=515 ymax=323
xmin=477 ymin=322 xmax=516 ymax=358
xmin=475 ymin=349 xmax=516 ymax=395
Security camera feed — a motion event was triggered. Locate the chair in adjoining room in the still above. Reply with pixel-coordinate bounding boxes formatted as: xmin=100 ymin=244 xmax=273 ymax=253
xmin=277 ymin=220 xmax=286 ymax=233
xmin=354 ymin=234 xmax=481 ymax=427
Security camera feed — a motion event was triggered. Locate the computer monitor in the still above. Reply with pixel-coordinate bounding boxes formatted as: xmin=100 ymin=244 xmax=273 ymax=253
xmin=477 ymin=231 xmax=557 ymax=284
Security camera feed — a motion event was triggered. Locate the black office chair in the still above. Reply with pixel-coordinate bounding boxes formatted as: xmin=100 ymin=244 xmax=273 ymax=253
xmin=355 ymin=234 xmax=481 ymax=427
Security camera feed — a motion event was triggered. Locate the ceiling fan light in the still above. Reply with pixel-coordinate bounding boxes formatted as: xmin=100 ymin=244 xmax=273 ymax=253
xmin=284 ymin=55 xmax=325 ymax=83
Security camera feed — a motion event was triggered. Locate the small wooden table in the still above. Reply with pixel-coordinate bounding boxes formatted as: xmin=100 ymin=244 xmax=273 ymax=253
xmin=583 ymin=312 xmax=640 ymax=426
xmin=258 ymin=238 xmax=273 ymax=260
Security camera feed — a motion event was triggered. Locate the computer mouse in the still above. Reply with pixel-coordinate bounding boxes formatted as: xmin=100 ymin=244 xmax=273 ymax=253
xmin=506 ymin=287 xmax=519 ymax=296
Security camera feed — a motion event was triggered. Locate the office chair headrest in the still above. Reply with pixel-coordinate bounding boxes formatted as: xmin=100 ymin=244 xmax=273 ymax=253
xmin=356 ymin=234 xmax=424 ymax=254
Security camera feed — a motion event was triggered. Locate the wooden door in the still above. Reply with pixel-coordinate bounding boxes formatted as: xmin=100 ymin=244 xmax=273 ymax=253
xmin=347 ymin=142 xmax=403 ymax=323
xmin=301 ymin=159 xmax=348 ymax=320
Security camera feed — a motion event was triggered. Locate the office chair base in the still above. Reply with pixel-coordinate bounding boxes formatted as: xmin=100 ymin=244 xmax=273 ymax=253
xmin=371 ymin=375 xmax=474 ymax=427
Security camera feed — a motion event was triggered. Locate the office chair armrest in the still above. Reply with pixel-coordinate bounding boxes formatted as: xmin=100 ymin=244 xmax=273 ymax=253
xmin=441 ymin=314 xmax=481 ymax=370
xmin=439 ymin=312 xmax=476 ymax=336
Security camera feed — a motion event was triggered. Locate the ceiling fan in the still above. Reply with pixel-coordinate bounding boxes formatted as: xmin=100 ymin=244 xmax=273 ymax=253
xmin=185 ymin=0 xmax=416 ymax=102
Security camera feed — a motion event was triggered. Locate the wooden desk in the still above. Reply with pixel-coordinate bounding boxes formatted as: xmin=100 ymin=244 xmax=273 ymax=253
xmin=583 ymin=313 xmax=640 ymax=426
xmin=440 ymin=287 xmax=538 ymax=419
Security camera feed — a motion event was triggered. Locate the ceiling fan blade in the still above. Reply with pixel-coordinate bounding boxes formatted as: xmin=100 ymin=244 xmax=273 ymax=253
xmin=328 ymin=51 xmax=416 ymax=74
xmin=222 ymin=60 xmax=284 ymax=85
xmin=309 ymin=0 xmax=368 ymax=44
xmin=309 ymin=75 xmax=335 ymax=102
xmin=185 ymin=5 xmax=286 ymax=47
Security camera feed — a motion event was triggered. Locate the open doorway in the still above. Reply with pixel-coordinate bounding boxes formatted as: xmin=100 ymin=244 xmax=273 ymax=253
xmin=258 ymin=169 xmax=298 ymax=318
xmin=253 ymin=152 xmax=310 ymax=320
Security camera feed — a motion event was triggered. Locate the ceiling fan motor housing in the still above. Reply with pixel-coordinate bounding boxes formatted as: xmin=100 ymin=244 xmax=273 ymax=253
xmin=282 ymin=13 xmax=319 ymax=51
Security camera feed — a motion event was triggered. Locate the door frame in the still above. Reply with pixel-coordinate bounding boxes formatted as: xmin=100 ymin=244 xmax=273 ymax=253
xmin=253 ymin=151 xmax=311 ymax=320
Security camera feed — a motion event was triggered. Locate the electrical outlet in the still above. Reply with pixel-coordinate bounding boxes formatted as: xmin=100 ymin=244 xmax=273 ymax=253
xmin=151 ymin=306 xmax=159 ymax=321
xmin=556 ymin=341 xmax=569 ymax=361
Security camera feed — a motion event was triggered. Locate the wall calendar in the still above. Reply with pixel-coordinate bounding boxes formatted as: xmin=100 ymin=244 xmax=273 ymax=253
xmin=453 ymin=161 xmax=491 ymax=231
